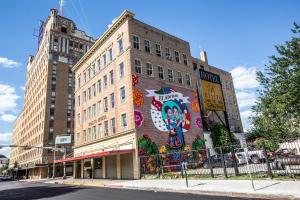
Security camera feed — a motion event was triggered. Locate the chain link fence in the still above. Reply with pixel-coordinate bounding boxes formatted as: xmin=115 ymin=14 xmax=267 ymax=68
xmin=139 ymin=138 xmax=300 ymax=178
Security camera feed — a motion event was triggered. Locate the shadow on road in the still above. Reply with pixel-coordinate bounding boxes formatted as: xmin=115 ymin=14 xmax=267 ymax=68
xmin=255 ymin=182 xmax=281 ymax=191
xmin=0 ymin=184 xmax=86 ymax=200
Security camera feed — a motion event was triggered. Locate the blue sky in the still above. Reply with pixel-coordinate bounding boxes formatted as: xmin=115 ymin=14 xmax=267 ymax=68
xmin=0 ymin=0 xmax=299 ymax=156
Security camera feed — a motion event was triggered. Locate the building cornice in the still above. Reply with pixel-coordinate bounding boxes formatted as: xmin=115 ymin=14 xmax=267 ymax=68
xmin=72 ymin=10 xmax=135 ymax=72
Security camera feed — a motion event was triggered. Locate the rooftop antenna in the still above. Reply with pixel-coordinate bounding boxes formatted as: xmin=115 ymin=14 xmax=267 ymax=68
xmin=60 ymin=0 xmax=64 ymax=16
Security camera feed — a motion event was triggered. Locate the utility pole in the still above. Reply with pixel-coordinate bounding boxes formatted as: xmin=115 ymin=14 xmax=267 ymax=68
xmin=60 ymin=0 xmax=64 ymax=16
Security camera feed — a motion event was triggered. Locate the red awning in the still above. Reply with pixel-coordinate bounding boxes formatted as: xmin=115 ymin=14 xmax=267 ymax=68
xmin=54 ymin=149 xmax=134 ymax=163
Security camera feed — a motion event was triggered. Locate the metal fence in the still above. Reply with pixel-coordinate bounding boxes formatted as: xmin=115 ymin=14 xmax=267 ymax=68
xmin=139 ymin=138 xmax=300 ymax=178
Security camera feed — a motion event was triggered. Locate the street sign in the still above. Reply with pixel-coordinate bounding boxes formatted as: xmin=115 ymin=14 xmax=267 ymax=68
xmin=55 ymin=135 xmax=72 ymax=145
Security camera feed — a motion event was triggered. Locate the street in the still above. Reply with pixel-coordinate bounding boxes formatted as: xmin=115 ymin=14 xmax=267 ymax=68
xmin=0 ymin=181 xmax=266 ymax=200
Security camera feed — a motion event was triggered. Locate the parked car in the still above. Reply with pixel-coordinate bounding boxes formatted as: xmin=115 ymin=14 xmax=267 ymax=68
xmin=203 ymin=155 xmax=234 ymax=169
xmin=235 ymin=147 xmax=268 ymax=164
xmin=0 ymin=175 xmax=12 ymax=181
xmin=271 ymin=148 xmax=300 ymax=170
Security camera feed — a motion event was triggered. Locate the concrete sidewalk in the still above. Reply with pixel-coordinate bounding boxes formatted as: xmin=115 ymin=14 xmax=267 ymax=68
xmin=25 ymin=178 xmax=300 ymax=199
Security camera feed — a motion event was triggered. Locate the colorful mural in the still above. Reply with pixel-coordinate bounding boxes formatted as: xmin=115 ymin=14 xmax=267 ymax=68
xmin=146 ymin=87 xmax=191 ymax=150
xmin=133 ymin=88 xmax=144 ymax=107
xmin=134 ymin=110 xmax=144 ymax=127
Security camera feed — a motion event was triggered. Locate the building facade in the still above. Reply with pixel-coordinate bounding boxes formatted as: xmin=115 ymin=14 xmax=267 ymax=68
xmin=64 ymin=10 xmax=242 ymax=179
xmin=9 ymin=9 xmax=94 ymax=179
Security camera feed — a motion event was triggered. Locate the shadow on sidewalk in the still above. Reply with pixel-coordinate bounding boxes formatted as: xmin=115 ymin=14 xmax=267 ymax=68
xmin=255 ymin=182 xmax=281 ymax=191
xmin=0 ymin=184 xmax=86 ymax=200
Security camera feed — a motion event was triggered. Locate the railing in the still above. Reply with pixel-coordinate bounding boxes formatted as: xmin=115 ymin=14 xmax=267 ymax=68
xmin=139 ymin=138 xmax=300 ymax=178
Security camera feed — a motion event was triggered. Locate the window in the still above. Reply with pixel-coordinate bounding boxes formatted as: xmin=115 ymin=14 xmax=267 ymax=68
xmin=110 ymin=93 xmax=115 ymax=108
xmin=83 ymin=91 xmax=86 ymax=102
xmin=144 ymin=40 xmax=151 ymax=53
xmin=177 ymin=71 xmax=183 ymax=84
xmin=158 ymin=66 xmax=164 ymax=80
xmin=104 ymin=97 xmax=108 ymax=112
xmin=118 ymin=38 xmax=123 ymax=53
xmin=104 ymin=121 xmax=109 ymax=136
xmin=120 ymin=86 xmax=126 ymax=103
xmin=165 ymin=47 xmax=171 ymax=60
xmin=186 ymin=73 xmax=191 ymax=86
xmin=119 ymin=62 xmax=124 ymax=78
xmin=103 ymin=53 xmax=106 ymax=66
xmin=83 ymin=130 xmax=87 ymax=142
xmin=83 ymin=110 xmax=86 ymax=122
xmin=193 ymin=62 xmax=198 ymax=70
xmin=104 ymin=75 xmax=107 ymax=89
xmin=109 ymin=70 xmax=114 ymax=85
xmin=92 ymin=64 xmax=95 ymax=76
xmin=135 ymin=59 xmax=142 ymax=74
xmin=98 ymin=123 xmax=103 ymax=138
xmin=155 ymin=44 xmax=161 ymax=57
xmin=84 ymin=72 xmax=87 ymax=83
xmin=88 ymin=128 xmax=91 ymax=142
xmin=88 ymin=107 xmax=91 ymax=119
xmin=76 ymin=132 xmax=80 ymax=144
xmin=97 ymin=59 xmax=101 ymax=71
xmin=92 ymin=126 xmax=97 ymax=140
xmin=121 ymin=113 xmax=127 ymax=128
xmin=111 ymin=118 xmax=116 ymax=134
xmin=183 ymin=54 xmax=188 ymax=65
xmin=168 ymin=69 xmax=174 ymax=82
xmin=77 ymin=95 xmax=80 ymax=106
xmin=92 ymin=104 xmax=96 ymax=118
xmin=97 ymin=79 xmax=101 ymax=94
xmin=133 ymin=35 xmax=140 ymax=49
xmin=88 ymin=68 xmax=91 ymax=79
xmin=109 ymin=48 xmax=113 ymax=61
xmin=175 ymin=51 xmax=180 ymax=62
xmin=77 ymin=113 xmax=80 ymax=125
xmin=88 ymin=87 xmax=91 ymax=100
xmin=146 ymin=62 xmax=153 ymax=77
xmin=77 ymin=77 xmax=81 ymax=89
xmin=92 ymin=83 xmax=96 ymax=97
xmin=97 ymin=100 xmax=101 ymax=115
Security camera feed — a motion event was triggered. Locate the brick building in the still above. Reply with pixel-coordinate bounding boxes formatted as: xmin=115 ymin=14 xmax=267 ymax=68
xmin=56 ymin=10 xmax=242 ymax=179
xmin=9 ymin=9 xmax=94 ymax=179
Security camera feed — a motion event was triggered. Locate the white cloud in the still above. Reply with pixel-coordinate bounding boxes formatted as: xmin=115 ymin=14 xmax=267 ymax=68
xmin=0 ymin=56 xmax=21 ymax=68
xmin=236 ymin=91 xmax=256 ymax=108
xmin=0 ymin=132 xmax=12 ymax=144
xmin=20 ymin=86 xmax=25 ymax=91
xmin=0 ymin=114 xmax=17 ymax=123
xmin=0 ymin=147 xmax=10 ymax=158
xmin=240 ymin=110 xmax=254 ymax=131
xmin=0 ymin=84 xmax=20 ymax=113
xmin=230 ymin=66 xmax=259 ymax=90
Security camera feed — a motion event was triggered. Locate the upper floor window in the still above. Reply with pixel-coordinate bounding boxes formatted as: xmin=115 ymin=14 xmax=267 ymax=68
xmin=177 ymin=71 xmax=183 ymax=84
xmin=186 ymin=73 xmax=191 ymax=86
xmin=92 ymin=104 xmax=96 ymax=118
xmin=83 ymin=130 xmax=87 ymax=142
xmin=133 ymin=35 xmax=140 ymax=49
xmin=77 ymin=113 xmax=80 ymax=125
xmin=119 ymin=62 xmax=124 ymax=78
xmin=135 ymin=59 xmax=142 ymax=74
xmin=97 ymin=100 xmax=101 ymax=115
xmin=77 ymin=77 xmax=81 ymax=89
xmin=97 ymin=59 xmax=101 ymax=71
xmin=155 ymin=44 xmax=161 ymax=57
xmin=182 ymin=54 xmax=188 ymax=66
xmin=103 ymin=53 xmax=107 ymax=66
xmin=165 ymin=48 xmax=171 ymax=60
xmin=111 ymin=118 xmax=116 ymax=134
xmin=110 ymin=93 xmax=115 ymax=108
xmin=109 ymin=48 xmax=113 ymax=62
xmin=76 ymin=132 xmax=80 ymax=144
xmin=118 ymin=38 xmax=123 ymax=53
xmin=88 ymin=87 xmax=91 ymax=100
xmin=83 ymin=91 xmax=87 ymax=102
xmin=92 ymin=83 xmax=96 ymax=97
xmin=92 ymin=64 xmax=95 ymax=76
xmin=77 ymin=95 xmax=80 ymax=107
xmin=121 ymin=113 xmax=127 ymax=128
xmin=98 ymin=123 xmax=103 ymax=138
xmin=104 ymin=97 xmax=108 ymax=112
xmin=97 ymin=79 xmax=101 ymax=94
xmin=168 ymin=69 xmax=174 ymax=82
xmin=146 ymin=62 xmax=153 ymax=77
xmin=158 ymin=66 xmax=164 ymax=80
xmin=109 ymin=70 xmax=114 ymax=85
xmin=104 ymin=75 xmax=108 ymax=89
xmin=104 ymin=120 xmax=109 ymax=136
xmin=84 ymin=72 xmax=87 ymax=83
xmin=144 ymin=40 xmax=151 ymax=53
xmin=92 ymin=126 xmax=97 ymax=140
xmin=83 ymin=110 xmax=87 ymax=122
xmin=88 ymin=68 xmax=91 ymax=79
xmin=175 ymin=51 xmax=180 ymax=62
xmin=120 ymin=86 xmax=126 ymax=103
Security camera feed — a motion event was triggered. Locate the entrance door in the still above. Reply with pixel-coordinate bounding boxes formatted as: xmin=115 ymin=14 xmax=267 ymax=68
xmin=121 ymin=153 xmax=133 ymax=179
xmin=106 ymin=156 xmax=117 ymax=179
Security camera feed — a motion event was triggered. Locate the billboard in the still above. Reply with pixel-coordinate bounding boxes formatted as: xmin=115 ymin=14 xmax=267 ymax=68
xmin=198 ymin=69 xmax=225 ymax=112
xmin=55 ymin=135 xmax=72 ymax=145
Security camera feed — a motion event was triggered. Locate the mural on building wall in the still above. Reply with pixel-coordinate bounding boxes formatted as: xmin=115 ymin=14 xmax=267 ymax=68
xmin=146 ymin=87 xmax=191 ymax=150
xmin=134 ymin=110 xmax=144 ymax=127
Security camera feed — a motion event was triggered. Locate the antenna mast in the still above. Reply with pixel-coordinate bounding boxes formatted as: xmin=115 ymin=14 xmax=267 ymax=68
xmin=60 ymin=0 xmax=64 ymax=16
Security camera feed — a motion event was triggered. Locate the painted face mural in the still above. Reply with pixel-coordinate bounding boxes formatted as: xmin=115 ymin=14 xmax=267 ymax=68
xmin=146 ymin=88 xmax=191 ymax=150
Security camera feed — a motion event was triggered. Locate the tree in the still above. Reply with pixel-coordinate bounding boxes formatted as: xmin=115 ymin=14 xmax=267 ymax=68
xmin=210 ymin=124 xmax=239 ymax=149
xmin=251 ymin=23 xmax=300 ymax=140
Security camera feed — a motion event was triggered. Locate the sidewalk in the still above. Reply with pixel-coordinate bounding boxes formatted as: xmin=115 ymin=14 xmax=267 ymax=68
xmin=28 ymin=178 xmax=300 ymax=199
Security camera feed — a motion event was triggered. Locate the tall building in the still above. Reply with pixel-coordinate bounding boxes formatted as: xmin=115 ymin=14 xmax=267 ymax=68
xmin=54 ymin=10 xmax=242 ymax=179
xmin=9 ymin=9 xmax=94 ymax=179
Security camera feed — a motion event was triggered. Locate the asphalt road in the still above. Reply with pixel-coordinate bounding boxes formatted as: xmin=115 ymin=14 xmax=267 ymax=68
xmin=0 ymin=181 xmax=266 ymax=200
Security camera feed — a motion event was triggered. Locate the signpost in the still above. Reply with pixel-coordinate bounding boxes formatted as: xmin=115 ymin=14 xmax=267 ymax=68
xmin=197 ymin=69 xmax=239 ymax=176
xmin=53 ymin=135 xmax=71 ymax=179
xmin=181 ymin=161 xmax=188 ymax=188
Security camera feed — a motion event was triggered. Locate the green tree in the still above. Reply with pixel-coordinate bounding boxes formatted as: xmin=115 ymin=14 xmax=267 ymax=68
xmin=251 ymin=23 xmax=300 ymax=140
xmin=210 ymin=124 xmax=239 ymax=148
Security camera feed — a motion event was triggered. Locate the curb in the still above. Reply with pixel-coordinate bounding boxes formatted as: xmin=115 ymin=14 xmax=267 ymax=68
xmin=106 ymin=185 xmax=298 ymax=200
